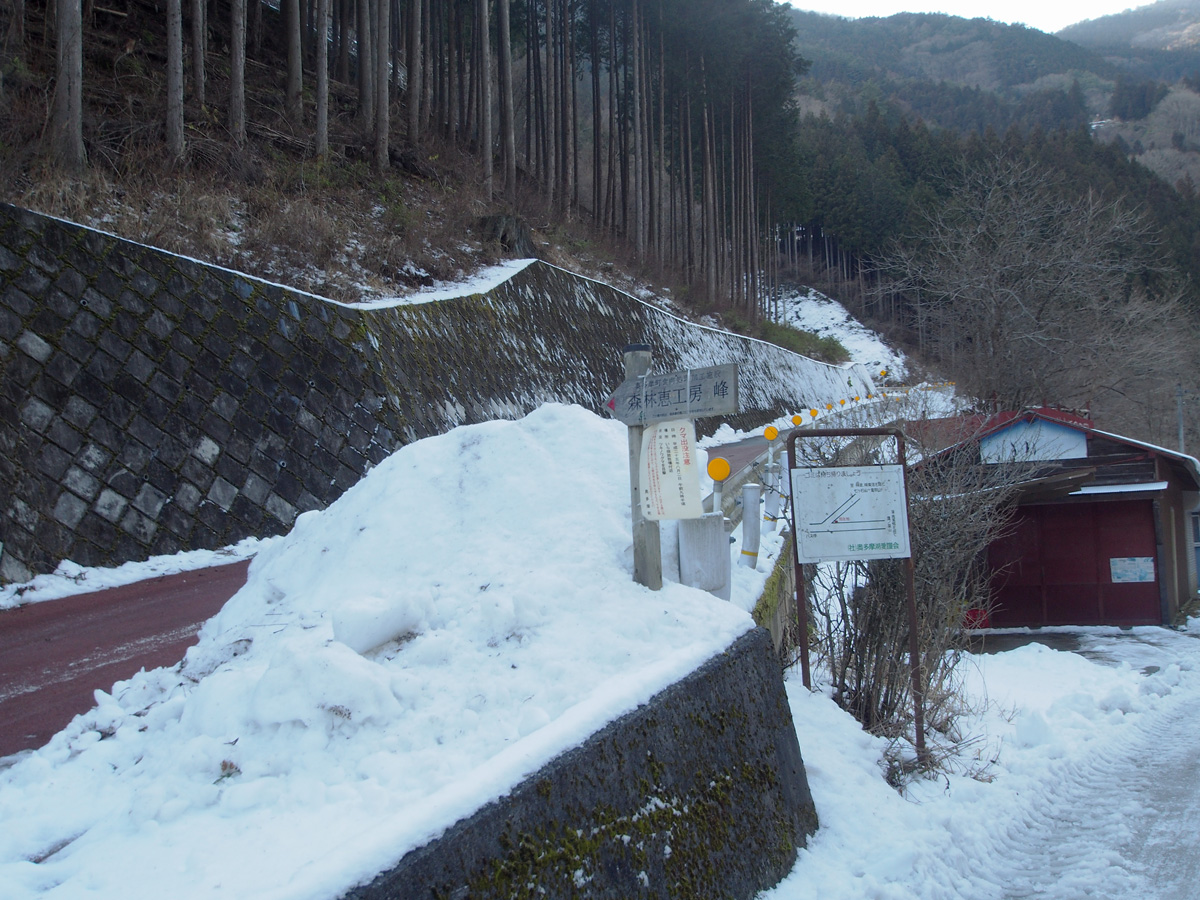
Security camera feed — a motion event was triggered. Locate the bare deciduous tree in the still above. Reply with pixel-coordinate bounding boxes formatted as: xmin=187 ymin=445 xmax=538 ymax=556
xmin=876 ymin=155 xmax=1192 ymax=424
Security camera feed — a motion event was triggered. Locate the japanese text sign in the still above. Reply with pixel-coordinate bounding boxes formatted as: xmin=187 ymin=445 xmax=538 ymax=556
xmin=641 ymin=419 xmax=703 ymax=520
xmin=605 ymin=363 xmax=739 ymax=426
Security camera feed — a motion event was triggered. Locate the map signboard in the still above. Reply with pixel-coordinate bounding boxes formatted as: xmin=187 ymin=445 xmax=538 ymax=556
xmin=792 ymin=464 xmax=911 ymax=563
xmin=605 ymin=363 xmax=738 ymax=426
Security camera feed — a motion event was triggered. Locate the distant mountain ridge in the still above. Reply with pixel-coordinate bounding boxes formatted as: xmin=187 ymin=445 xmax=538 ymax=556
xmin=790 ymin=10 xmax=1120 ymax=94
xmin=1059 ymin=0 xmax=1200 ymax=51
xmin=785 ymin=6 xmax=1200 ymax=223
xmin=786 ymin=10 xmax=1121 ymax=135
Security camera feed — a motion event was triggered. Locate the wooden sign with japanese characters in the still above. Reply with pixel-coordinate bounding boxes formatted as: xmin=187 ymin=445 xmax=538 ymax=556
xmin=605 ymin=363 xmax=738 ymax=426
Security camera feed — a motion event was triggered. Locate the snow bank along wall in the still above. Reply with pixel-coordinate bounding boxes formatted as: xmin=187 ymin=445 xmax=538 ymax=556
xmin=0 ymin=202 xmax=874 ymax=583
xmin=343 ymin=627 xmax=818 ymax=900
xmin=0 ymin=208 xmax=825 ymax=895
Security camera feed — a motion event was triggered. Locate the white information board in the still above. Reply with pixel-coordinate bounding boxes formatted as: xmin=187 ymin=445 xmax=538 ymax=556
xmin=641 ymin=418 xmax=703 ymax=520
xmin=792 ymin=464 xmax=911 ymax=562
xmin=1110 ymin=557 xmax=1155 ymax=583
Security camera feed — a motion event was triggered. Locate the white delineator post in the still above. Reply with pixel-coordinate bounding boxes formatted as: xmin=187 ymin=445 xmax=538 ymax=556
xmin=763 ymin=426 xmax=781 ymax=533
xmin=739 ymin=482 xmax=762 ymax=568
xmin=624 ymin=344 xmax=662 ymax=590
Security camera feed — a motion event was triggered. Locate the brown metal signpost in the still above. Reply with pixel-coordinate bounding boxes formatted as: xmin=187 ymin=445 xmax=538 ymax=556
xmin=786 ymin=427 xmax=927 ymax=765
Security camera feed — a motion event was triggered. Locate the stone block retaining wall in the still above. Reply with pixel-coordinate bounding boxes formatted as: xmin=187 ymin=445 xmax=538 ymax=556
xmin=0 ymin=203 xmax=874 ymax=583
xmin=342 ymin=627 xmax=818 ymax=900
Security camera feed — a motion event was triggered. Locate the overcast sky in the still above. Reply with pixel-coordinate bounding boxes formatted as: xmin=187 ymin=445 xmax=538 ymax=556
xmin=787 ymin=1 xmax=1152 ymax=36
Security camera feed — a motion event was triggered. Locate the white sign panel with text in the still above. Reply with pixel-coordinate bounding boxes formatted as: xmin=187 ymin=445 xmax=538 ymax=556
xmin=641 ymin=419 xmax=703 ymax=520
xmin=792 ymin=464 xmax=911 ymax=562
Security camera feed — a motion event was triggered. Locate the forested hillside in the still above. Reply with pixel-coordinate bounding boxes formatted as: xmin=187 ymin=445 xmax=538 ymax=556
xmin=0 ymin=0 xmax=810 ymax=325
xmin=788 ymin=10 xmax=1116 ymax=130
xmin=1059 ymin=0 xmax=1200 ymax=54
xmin=1 ymin=0 xmax=1198 ymax=447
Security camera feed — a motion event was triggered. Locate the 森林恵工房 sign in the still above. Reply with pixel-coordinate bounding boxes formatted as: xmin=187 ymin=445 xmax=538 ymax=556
xmin=605 ymin=363 xmax=738 ymax=426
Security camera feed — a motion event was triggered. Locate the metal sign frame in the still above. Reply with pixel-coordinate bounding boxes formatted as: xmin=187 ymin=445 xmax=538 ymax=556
xmin=786 ymin=427 xmax=927 ymax=764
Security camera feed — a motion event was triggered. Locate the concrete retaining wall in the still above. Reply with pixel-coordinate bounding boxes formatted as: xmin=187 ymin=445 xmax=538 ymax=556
xmin=342 ymin=627 xmax=818 ymax=900
xmin=0 ymin=202 xmax=874 ymax=582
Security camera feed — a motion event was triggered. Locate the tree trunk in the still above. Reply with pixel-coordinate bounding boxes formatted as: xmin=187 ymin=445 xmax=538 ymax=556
xmin=166 ymin=0 xmax=185 ymax=162
xmin=394 ymin=0 xmax=402 ymax=93
xmin=190 ymin=0 xmax=205 ymax=107
xmin=565 ymin=0 xmax=576 ymax=212
xmin=631 ymin=0 xmax=644 ymax=258
xmin=589 ymin=4 xmax=601 ymax=223
xmin=374 ymin=0 xmax=388 ymax=169
xmin=357 ymin=0 xmax=374 ymax=125
xmin=478 ymin=0 xmax=492 ymax=197
xmin=544 ymin=0 xmax=556 ymax=208
xmin=250 ymin=0 xmax=262 ymax=56
xmin=286 ymin=0 xmax=303 ymax=125
xmin=53 ymin=0 xmax=85 ymax=171
xmin=336 ymin=0 xmax=350 ymax=81
xmin=8 ymin=0 xmax=26 ymax=46
xmin=316 ymin=0 xmax=330 ymax=156
xmin=230 ymin=0 xmax=246 ymax=144
xmin=497 ymin=0 xmax=515 ymax=201
xmin=407 ymin=0 xmax=422 ymax=143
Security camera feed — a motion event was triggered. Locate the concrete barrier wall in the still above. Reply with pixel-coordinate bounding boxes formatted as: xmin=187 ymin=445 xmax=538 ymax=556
xmin=0 ymin=203 xmax=874 ymax=582
xmin=342 ymin=627 xmax=818 ymax=900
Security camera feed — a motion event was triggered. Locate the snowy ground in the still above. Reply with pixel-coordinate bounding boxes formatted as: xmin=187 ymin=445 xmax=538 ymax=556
xmin=771 ymin=625 xmax=1200 ymax=900
xmin=6 ymin=286 xmax=1196 ymax=898
xmin=778 ymin=286 xmax=908 ymax=383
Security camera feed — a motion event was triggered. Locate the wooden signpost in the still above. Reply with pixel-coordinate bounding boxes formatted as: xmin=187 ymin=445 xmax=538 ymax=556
xmin=606 ymin=347 xmax=739 ymax=590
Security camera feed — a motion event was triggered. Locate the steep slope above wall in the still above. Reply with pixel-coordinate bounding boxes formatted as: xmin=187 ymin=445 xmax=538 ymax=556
xmin=0 ymin=203 xmax=874 ymax=582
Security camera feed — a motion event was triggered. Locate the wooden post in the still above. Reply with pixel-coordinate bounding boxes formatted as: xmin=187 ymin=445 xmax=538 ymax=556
xmin=624 ymin=344 xmax=662 ymax=590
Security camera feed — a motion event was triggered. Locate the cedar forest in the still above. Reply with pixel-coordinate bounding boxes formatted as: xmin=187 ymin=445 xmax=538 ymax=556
xmin=2 ymin=0 xmax=1200 ymax=446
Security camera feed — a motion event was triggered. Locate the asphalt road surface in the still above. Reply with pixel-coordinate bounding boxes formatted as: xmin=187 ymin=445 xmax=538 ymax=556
xmin=0 ymin=559 xmax=249 ymax=759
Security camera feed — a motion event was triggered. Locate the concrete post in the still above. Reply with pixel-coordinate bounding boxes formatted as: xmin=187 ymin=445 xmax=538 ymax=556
xmin=624 ymin=344 xmax=662 ymax=590
xmin=679 ymin=513 xmax=731 ymax=600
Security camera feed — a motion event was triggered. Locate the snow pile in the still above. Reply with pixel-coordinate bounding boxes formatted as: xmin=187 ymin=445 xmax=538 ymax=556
xmin=0 ymin=404 xmax=755 ymax=900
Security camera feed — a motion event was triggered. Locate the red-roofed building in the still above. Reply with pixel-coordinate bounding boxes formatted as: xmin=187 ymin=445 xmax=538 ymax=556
xmin=924 ymin=408 xmax=1200 ymax=628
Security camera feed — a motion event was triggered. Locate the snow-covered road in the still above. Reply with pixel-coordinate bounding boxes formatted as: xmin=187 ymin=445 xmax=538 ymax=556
xmin=772 ymin=627 xmax=1200 ymax=900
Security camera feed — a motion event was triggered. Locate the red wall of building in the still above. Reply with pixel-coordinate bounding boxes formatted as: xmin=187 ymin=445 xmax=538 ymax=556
xmin=988 ymin=499 xmax=1161 ymax=627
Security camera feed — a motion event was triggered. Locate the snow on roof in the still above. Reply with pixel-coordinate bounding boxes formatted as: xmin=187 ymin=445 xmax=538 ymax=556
xmin=1070 ymin=481 xmax=1170 ymax=496
xmin=917 ymin=408 xmax=1200 ymax=490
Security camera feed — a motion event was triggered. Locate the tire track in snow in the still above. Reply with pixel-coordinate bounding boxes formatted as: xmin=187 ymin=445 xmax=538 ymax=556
xmin=966 ymin=681 xmax=1198 ymax=899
